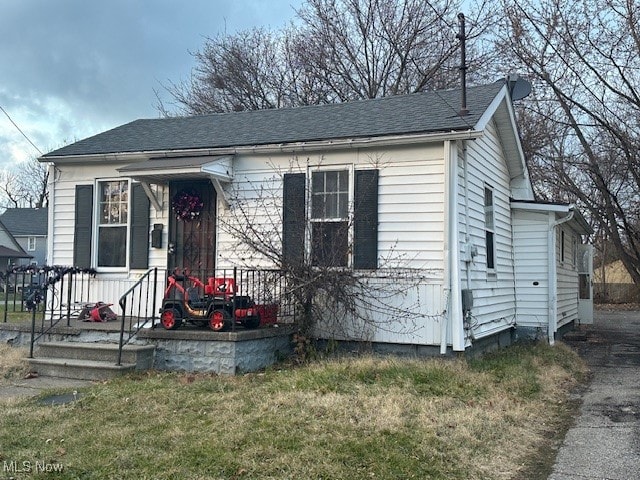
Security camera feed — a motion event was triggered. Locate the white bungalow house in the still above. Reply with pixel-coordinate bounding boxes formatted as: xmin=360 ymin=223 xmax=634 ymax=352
xmin=39 ymin=81 xmax=592 ymax=355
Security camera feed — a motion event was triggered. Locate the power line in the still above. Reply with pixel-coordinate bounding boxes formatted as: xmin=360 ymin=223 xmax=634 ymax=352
xmin=0 ymin=105 xmax=44 ymax=156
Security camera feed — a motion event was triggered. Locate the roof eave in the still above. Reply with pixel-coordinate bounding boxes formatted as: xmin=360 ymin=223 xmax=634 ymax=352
xmin=40 ymin=129 xmax=484 ymax=164
xmin=511 ymin=200 xmax=593 ymax=235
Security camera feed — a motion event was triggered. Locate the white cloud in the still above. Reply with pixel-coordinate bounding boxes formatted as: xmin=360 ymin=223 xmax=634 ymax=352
xmin=0 ymin=0 xmax=303 ymax=168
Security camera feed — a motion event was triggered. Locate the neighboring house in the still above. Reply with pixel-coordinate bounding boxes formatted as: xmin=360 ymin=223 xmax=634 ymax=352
xmin=40 ymin=81 xmax=592 ymax=353
xmin=0 ymin=208 xmax=48 ymax=266
xmin=0 ymin=219 xmax=31 ymax=286
xmin=593 ymin=259 xmax=640 ymax=303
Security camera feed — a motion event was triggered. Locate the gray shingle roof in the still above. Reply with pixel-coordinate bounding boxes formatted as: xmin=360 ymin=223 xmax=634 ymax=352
xmin=0 ymin=208 xmax=48 ymax=236
xmin=43 ymin=83 xmax=504 ymax=158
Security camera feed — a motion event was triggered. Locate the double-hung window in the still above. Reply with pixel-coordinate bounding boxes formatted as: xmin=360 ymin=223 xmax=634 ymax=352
xmin=282 ymin=168 xmax=378 ymax=270
xmin=311 ymin=170 xmax=349 ymax=267
xmin=73 ymin=180 xmax=150 ymax=270
xmin=484 ymin=186 xmax=495 ymax=271
xmin=27 ymin=237 xmax=36 ymax=251
xmin=97 ymin=180 xmax=129 ymax=268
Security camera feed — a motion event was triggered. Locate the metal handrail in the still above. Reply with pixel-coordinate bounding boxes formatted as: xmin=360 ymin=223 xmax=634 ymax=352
xmin=117 ymin=268 xmax=158 ymax=365
xmin=27 ymin=268 xmax=87 ymax=358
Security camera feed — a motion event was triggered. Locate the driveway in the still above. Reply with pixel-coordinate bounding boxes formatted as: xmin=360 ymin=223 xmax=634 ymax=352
xmin=549 ymin=308 xmax=640 ymax=479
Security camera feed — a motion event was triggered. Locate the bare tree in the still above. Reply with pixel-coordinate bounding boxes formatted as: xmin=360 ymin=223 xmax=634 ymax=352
xmin=217 ymin=162 xmax=439 ymax=343
xmin=159 ymin=0 xmax=498 ymax=115
xmin=498 ymin=0 xmax=640 ymax=285
xmin=0 ymin=156 xmax=49 ymax=209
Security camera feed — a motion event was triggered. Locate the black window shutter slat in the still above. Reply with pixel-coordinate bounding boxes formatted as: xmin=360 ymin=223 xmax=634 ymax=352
xmin=354 ymin=169 xmax=379 ymax=269
xmin=130 ymin=183 xmax=150 ymax=269
xmin=74 ymin=185 xmax=94 ymax=268
xmin=282 ymin=173 xmax=306 ymax=265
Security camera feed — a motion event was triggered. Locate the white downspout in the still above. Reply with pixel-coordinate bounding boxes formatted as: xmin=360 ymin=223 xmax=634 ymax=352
xmin=547 ymin=210 xmax=575 ymax=344
xmin=444 ymin=141 xmax=464 ymax=353
xmin=46 ymin=164 xmax=56 ymax=265
xmin=461 ymin=140 xmax=471 ymax=291
xmin=441 ymin=142 xmax=451 ymax=355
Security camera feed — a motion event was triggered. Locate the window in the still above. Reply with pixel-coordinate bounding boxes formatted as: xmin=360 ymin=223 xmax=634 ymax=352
xmin=27 ymin=237 xmax=36 ymax=251
xmin=97 ymin=180 xmax=129 ymax=267
xmin=484 ymin=186 xmax=495 ymax=271
xmin=311 ymin=170 xmax=349 ymax=267
xmin=560 ymin=230 xmax=566 ymax=264
xmin=282 ymin=169 xmax=378 ymax=270
xmin=74 ymin=182 xmax=149 ymax=270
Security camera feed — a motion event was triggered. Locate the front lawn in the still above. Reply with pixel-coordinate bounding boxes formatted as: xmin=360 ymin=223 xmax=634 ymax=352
xmin=0 ymin=342 xmax=587 ymax=479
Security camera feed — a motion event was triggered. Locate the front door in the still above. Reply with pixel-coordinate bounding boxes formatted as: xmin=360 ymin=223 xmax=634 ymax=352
xmin=577 ymin=244 xmax=594 ymax=324
xmin=168 ymin=180 xmax=217 ymax=273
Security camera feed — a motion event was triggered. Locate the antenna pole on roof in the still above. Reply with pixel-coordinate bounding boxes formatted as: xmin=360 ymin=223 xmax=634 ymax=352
xmin=457 ymin=13 xmax=469 ymax=116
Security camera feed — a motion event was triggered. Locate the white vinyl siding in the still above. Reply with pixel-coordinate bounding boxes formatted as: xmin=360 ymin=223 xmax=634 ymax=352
xmin=457 ymin=120 xmax=517 ymax=340
xmin=512 ymin=210 xmax=549 ymax=327
xmin=218 ymin=145 xmax=447 ymax=273
xmin=217 ymin=145 xmax=447 ymax=345
xmin=556 ymin=224 xmax=579 ymax=328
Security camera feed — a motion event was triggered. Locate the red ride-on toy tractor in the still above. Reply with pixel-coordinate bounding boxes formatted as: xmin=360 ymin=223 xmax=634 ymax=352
xmin=160 ymin=271 xmax=261 ymax=331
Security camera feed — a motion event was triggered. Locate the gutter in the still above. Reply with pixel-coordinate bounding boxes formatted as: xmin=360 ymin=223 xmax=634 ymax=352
xmin=40 ymin=130 xmax=483 ymax=164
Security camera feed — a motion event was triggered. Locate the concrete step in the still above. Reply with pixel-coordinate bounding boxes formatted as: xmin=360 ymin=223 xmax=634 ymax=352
xmin=29 ymin=341 xmax=156 ymax=381
xmin=28 ymin=358 xmax=137 ymax=381
xmin=36 ymin=341 xmax=155 ymax=369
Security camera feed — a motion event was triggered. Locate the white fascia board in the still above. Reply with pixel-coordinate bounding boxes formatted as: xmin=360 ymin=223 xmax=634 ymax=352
xmin=474 ymin=84 xmax=508 ymax=131
xmin=476 ymin=85 xmax=530 ymax=185
xmin=510 ymin=201 xmax=571 ymax=214
xmin=40 ymin=131 xmax=484 ymax=164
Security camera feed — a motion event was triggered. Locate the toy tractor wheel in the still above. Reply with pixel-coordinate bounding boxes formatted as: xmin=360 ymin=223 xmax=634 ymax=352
xmin=209 ymin=309 xmax=230 ymax=332
xmin=161 ymin=308 xmax=182 ymax=330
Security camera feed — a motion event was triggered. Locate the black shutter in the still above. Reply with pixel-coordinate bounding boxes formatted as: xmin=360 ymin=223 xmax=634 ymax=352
xmin=282 ymin=173 xmax=306 ymax=265
xmin=74 ymin=185 xmax=94 ymax=268
xmin=354 ymin=169 xmax=379 ymax=269
xmin=130 ymin=183 xmax=150 ymax=269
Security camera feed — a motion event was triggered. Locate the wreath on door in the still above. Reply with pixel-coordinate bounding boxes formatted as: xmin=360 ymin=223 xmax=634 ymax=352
xmin=171 ymin=190 xmax=204 ymax=221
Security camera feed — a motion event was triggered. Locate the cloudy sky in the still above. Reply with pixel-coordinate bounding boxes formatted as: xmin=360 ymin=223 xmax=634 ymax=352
xmin=0 ymin=0 xmax=303 ymax=168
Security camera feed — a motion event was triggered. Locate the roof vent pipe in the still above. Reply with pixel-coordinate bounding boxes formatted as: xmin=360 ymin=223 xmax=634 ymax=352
xmin=457 ymin=13 xmax=469 ymax=116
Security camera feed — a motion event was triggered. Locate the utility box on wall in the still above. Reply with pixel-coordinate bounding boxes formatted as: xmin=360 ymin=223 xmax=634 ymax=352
xmin=151 ymin=224 xmax=163 ymax=248
xmin=461 ymin=289 xmax=474 ymax=313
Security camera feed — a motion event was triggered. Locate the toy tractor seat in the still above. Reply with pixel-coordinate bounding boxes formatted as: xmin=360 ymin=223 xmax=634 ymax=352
xmin=185 ymin=286 xmax=206 ymax=307
xmin=207 ymin=277 xmax=236 ymax=297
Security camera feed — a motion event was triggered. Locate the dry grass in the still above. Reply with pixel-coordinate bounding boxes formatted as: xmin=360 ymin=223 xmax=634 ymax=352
xmin=0 ymin=342 xmax=587 ymax=479
xmin=0 ymin=344 xmax=29 ymax=384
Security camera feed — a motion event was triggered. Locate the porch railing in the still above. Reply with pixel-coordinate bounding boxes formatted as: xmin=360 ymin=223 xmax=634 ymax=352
xmin=162 ymin=267 xmax=297 ymax=329
xmin=2 ymin=265 xmax=296 ymax=362
xmin=117 ymin=268 xmax=158 ymax=366
xmin=0 ymin=266 xmax=97 ymax=358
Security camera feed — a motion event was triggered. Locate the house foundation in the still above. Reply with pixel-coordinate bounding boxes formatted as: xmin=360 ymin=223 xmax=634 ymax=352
xmin=0 ymin=322 xmax=295 ymax=375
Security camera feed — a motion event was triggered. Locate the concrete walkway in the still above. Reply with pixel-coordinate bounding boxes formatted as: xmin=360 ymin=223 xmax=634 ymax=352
xmin=550 ymin=309 xmax=640 ymax=479
xmin=0 ymin=375 xmax=93 ymax=402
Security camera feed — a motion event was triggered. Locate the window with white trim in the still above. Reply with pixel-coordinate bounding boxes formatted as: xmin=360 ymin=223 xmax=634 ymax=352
xmin=97 ymin=180 xmax=129 ymax=268
xmin=27 ymin=237 xmax=36 ymax=251
xmin=311 ymin=170 xmax=349 ymax=267
xmin=484 ymin=186 xmax=495 ymax=271
xmin=282 ymin=169 xmax=378 ymax=270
